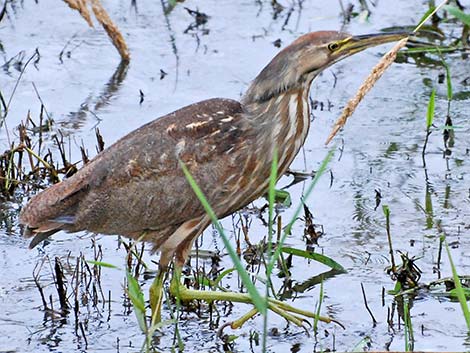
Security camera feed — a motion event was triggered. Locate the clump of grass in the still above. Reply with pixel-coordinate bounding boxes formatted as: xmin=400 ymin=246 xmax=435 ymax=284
xmin=89 ymin=242 xmax=181 ymax=353
xmin=381 ymin=205 xmax=417 ymax=349
xmin=0 ymin=104 xmax=107 ymax=199
xmin=382 ymin=205 xmax=422 ymax=295
xmin=31 ymin=240 xmax=109 ymax=346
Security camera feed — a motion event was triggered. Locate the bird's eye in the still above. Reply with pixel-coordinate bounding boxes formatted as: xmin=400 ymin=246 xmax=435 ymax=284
xmin=328 ymin=42 xmax=340 ymax=51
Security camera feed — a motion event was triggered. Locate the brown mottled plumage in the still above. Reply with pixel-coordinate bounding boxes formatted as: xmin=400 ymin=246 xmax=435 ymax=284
xmin=20 ymin=31 xmax=407 ymax=270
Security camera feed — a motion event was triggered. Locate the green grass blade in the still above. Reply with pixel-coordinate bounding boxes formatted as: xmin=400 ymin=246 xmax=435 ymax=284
xmin=281 ymin=247 xmax=345 ymax=272
xmin=399 ymin=46 xmax=459 ymax=55
xmin=267 ymin=149 xmax=334 ymax=275
xmin=425 ymin=186 xmax=434 ymax=229
xmin=147 ymin=319 xmax=177 ymax=337
xmin=449 ymin=288 xmax=470 ymax=300
xmin=444 ymin=237 xmax=470 ymax=330
xmin=444 ymin=5 xmax=470 ymax=26
xmin=350 ymin=336 xmax=372 ymax=352
xmin=403 ymin=298 xmax=413 ymax=351
xmin=213 ymin=267 xmax=236 ymax=287
xmin=443 ymin=61 xmax=453 ymax=101
xmin=126 ymin=271 xmax=147 ymax=333
xmin=382 ymin=204 xmax=390 ymax=217
xmin=267 ymin=149 xmax=278 ymax=267
xmin=426 ymin=88 xmax=436 ymax=129
xmin=415 ymin=6 xmax=436 ymax=30
xmin=413 ymin=1 xmax=449 ymax=34
xmin=264 ymin=150 xmax=277 ymax=353
xmin=179 ymin=161 xmax=266 ymax=315
xmin=274 ymin=189 xmax=292 ymax=207
xmin=86 ymin=260 xmax=121 ymax=269
xmin=382 ymin=204 xmax=396 ymax=270
xmin=313 ymin=280 xmax=324 ymax=333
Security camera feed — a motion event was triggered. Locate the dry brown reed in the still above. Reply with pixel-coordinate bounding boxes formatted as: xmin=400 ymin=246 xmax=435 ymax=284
xmin=325 ymin=37 xmax=408 ymax=145
xmin=62 ymin=0 xmax=94 ymax=27
xmin=62 ymin=0 xmax=130 ymax=62
xmin=90 ymin=0 xmax=130 ymax=62
xmin=325 ymin=0 xmax=449 ymax=145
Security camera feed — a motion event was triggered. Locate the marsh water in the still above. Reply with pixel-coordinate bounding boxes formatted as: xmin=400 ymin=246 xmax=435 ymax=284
xmin=1 ymin=0 xmax=470 ymax=352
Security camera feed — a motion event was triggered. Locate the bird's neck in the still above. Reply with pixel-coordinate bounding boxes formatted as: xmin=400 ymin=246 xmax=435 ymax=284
xmin=242 ymin=79 xmax=313 ymax=176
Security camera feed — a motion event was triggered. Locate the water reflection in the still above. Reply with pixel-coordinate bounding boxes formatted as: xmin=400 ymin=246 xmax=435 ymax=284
xmin=61 ymin=60 xmax=129 ymax=132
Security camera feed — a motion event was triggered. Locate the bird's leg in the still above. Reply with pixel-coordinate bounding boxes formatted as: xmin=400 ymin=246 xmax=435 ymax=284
xmin=149 ymin=264 xmax=167 ymax=326
xmin=168 ymin=228 xmax=339 ymax=330
xmin=169 ymin=265 xmax=337 ymax=330
xmin=149 ymin=249 xmax=174 ymax=326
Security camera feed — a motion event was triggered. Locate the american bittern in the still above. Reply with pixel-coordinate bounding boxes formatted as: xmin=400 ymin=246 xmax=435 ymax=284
xmin=20 ymin=31 xmax=407 ymax=328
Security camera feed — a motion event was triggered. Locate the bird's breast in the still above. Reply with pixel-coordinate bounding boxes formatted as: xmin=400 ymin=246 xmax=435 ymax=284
xmin=222 ymin=89 xmax=311 ymax=213
xmin=275 ymin=89 xmax=311 ymax=175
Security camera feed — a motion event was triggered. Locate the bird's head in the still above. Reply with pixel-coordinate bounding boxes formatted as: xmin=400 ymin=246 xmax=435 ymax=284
xmin=242 ymin=30 xmax=408 ymax=105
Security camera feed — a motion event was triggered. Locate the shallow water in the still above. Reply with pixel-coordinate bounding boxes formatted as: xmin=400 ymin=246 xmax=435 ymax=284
xmin=1 ymin=0 xmax=469 ymax=352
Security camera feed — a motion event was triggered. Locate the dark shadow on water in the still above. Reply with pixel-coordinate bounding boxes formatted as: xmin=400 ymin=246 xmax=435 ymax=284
xmin=464 ymin=332 xmax=470 ymax=349
xmin=60 ymin=60 xmax=130 ymax=132
xmin=280 ymin=268 xmax=345 ymax=300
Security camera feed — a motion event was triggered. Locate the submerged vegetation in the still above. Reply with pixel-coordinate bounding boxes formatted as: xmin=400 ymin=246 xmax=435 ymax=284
xmin=1 ymin=0 xmax=469 ymax=352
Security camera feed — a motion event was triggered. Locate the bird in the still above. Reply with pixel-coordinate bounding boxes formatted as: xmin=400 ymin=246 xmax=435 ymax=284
xmin=20 ymin=30 xmax=407 ymax=328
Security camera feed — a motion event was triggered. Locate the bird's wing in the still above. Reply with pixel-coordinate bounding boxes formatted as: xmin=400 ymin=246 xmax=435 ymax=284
xmin=20 ymin=98 xmax=262 ymax=247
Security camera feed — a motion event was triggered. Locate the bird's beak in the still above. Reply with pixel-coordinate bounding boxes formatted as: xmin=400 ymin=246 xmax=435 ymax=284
xmin=341 ymin=31 xmax=410 ymax=56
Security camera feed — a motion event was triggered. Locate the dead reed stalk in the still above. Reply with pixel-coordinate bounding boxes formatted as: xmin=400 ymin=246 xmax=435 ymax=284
xmin=90 ymin=0 xmax=130 ymax=62
xmin=325 ymin=37 xmax=408 ymax=145
xmin=62 ymin=0 xmax=130 ymax=62
xmin=325 ymin=0 xmax=449 ymax=145
xmin=62 ymin=0 xmax=94 ymax=27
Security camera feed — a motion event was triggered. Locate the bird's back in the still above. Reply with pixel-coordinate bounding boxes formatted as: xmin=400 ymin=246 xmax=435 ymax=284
xmin=20 ymin=98 xmax=263 ymax=248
